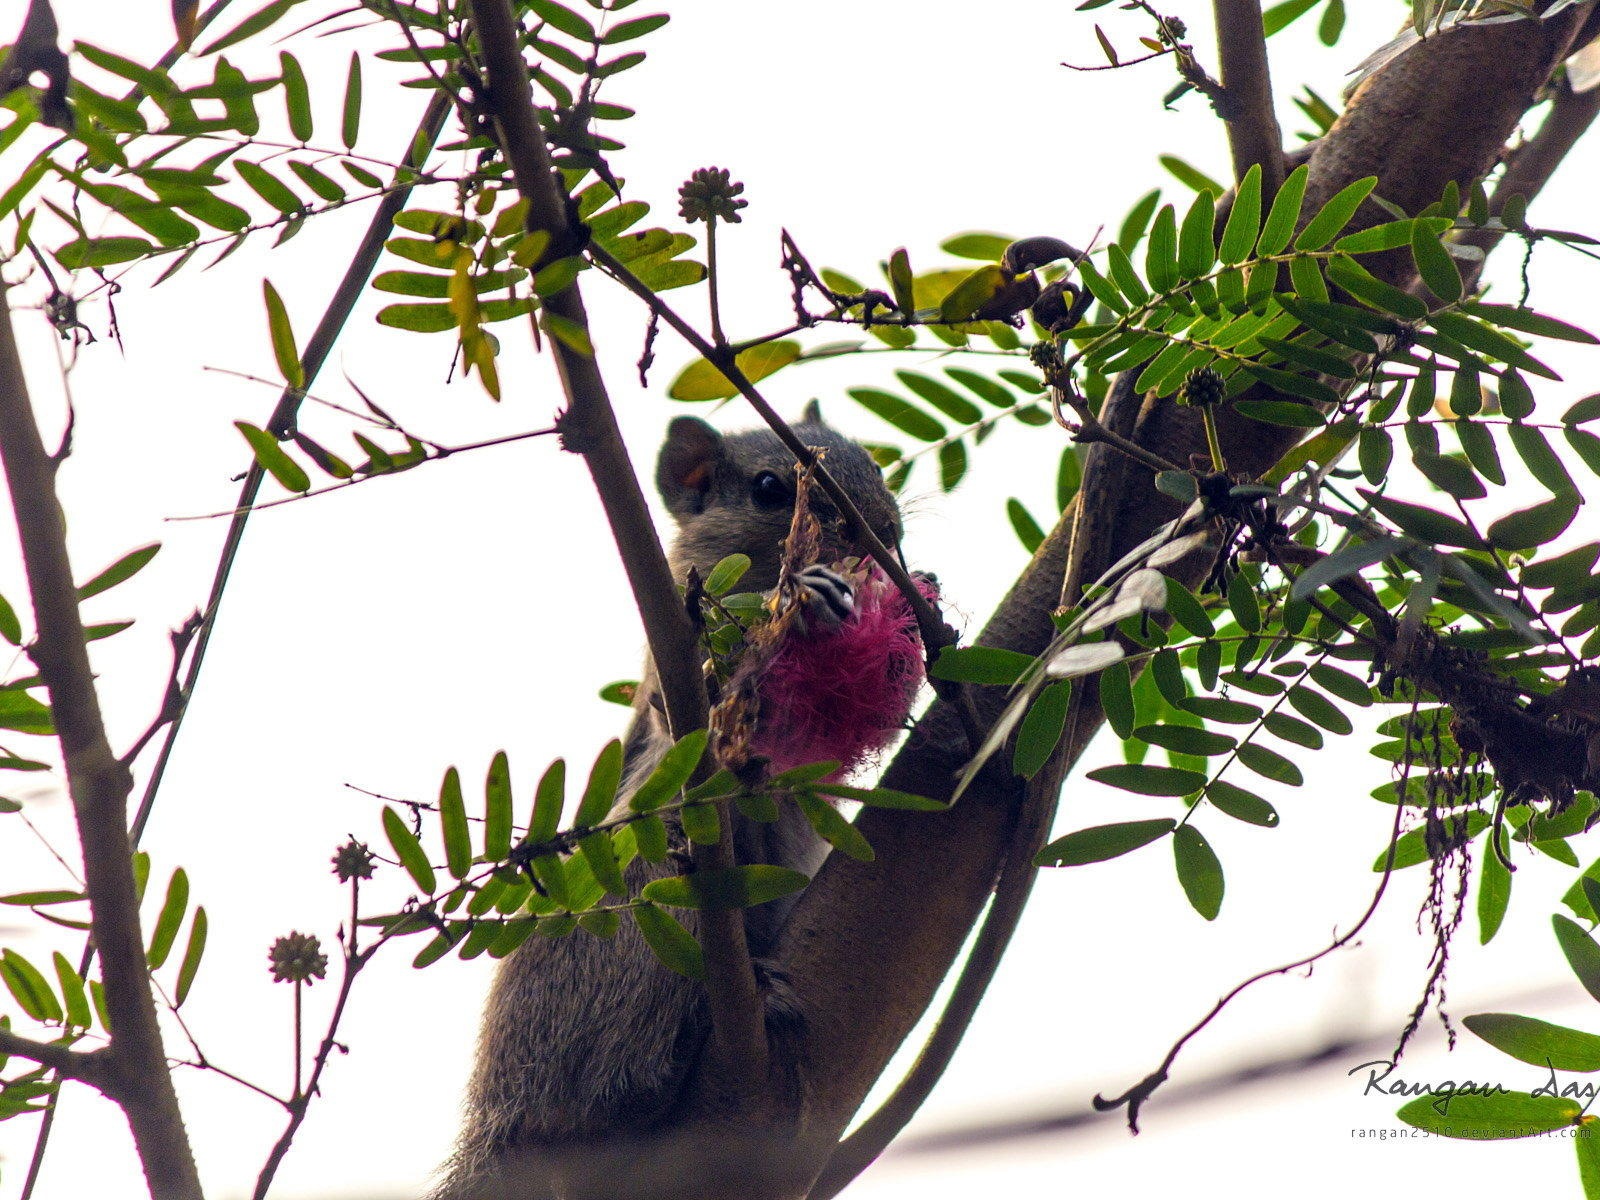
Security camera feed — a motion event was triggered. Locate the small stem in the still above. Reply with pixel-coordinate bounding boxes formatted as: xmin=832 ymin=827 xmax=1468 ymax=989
xmin=293 ymin=980 xmax=304 ymax=1100
xmin=1202 ymin=406 xmax=1228 ymax=473
xmin=706 ymin=215 xmax=725 ymax=347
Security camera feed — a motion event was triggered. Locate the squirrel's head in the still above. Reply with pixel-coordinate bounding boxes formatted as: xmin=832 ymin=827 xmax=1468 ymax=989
xmin=657 ymin=405 xmax=902 ymax=590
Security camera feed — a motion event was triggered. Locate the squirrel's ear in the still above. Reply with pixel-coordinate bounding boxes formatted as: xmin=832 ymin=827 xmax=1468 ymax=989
xmin=800 ymin=399 xmax=824 ymax=426
xmin=657 ymin=416 xmax=723 ymax=516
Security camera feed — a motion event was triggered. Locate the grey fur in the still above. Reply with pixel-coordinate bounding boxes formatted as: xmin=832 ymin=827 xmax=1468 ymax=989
xmin=435 ymin=417 xmax=901 ymax=1199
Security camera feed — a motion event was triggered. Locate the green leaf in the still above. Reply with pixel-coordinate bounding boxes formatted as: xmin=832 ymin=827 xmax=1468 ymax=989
xmin=941 ymin=232 xmax=1013 ymax=262
xmin=643 ymin=864 xmax=810 ymax=909
xmin=847 ymin=388 xmax=945 ymax=442
xmin=77 ymin=543 xmax=160 ymax=600
xmin=1013 ymin=680 xmax=1073 ymax=778
xmin=1410 ymin=219 xmax=1462 ymax=302
xmin=575 ymin=739 xmax=624 ymax=826
xmin=629 ymin=729 xmax=708 ymax=812
xmin=1333 ymin=219 xmax=1420 ymax=254
xmin=1035 ymin=818 xmax=1176 ymax=867
xmin=796 ymin=792 xmax=873 ymax=862
xmin=1227 ymin=572 xmax=1261 ymax=633
xmin=1296 ymin=177 xmax=1376 ymax=250
xmin=938 ymin=264 xmax=1007 ymax=322
xmin=146 ymin=868 xmax=189 ymax=970
xmin=705 ymin=554 xmax=750 ymax=595
xmin=1233 ymin=399 xmax=1326 ymax=428
xmin=1145 ymin=203 xmax=1178 ymax=293
xmin=521 ymin=761 xmax=566 ymax=844
xmin=1265 ymin=711 xmax=1321 ymax=751
xmin=438 ymin=767 xmax=470 ymax=880
xmin=1236 ymin=742 xmax=1303 ymax=785
xmin=53 ymin=951 xmax=91 ymax=1028
xmin=1206 ymin=779 xmax=1279 ymax=827
xmin=1499 ymin=369 xmax=1535 ymax=419
xmin=529 ymin=0 xmax=597 ymax=39
xmin=1563 ymin=393 xmax=1600 ymax=424
xmin=56 ymin=236 xmax=155 ymax=269
xmin=1478 ymin=849 xmax=1511 ymax=943
xmin=1135 ymin=723 xmax=1235 ymax=756
xmin=1006 ymin=498 xmax=1045 ymax=554
xmin=1414 ymin=451 xmax=1485 ymax=500
xmin=930 ymin=645 xmax=1034 ymax=686
xmin=938 ymin=441 xmax=967 ymax=492
xmin=1467 ymin=304 xmax=1598 ymax=345
xmin=1325 ymin=255 xmax=1427 ymax=319
xmin=577 ymin=831 xmax=626 ymax=896
xmin=1179 ymin=695 xmax=1262 ymax=724
xmin=262 ymin=280 xmax=304 ymax=390
xmin=632 ymin=903 xmax=703 ymax=978
xmin=1431 ymin=312 xmax=1557 ymax=378
xmin=1508 ymin=423 xmax=1578 ymax=496
xmin=896 ymin=371 xmax=984 ymax=424
xmin=810 ymin=783 xmax=949 ymax=811
xmin=1257 ymin=164 xmax=1309 ymax=256
xmin=1290 ymin=535 xmax=1406 ymax=600
xmin=1361 ymin=490 xmax=1483 ymax=548
xmin=1568 ymin=428 xmax=1600 ymax=478
xmin=1286 ymin=684 xmax=1352 ymax=734
xmin=1164 ymin=577 xmax=1215 ymax=637
xmin=604 ymin=13 xmax=669 ymax=42
xmin=1177 ymin=189 xmax=1217 ymax=279
xmin=198 ymin=0 xmax=304 ymax=54
xmin=341 ymin=52 xmax=361 ymax=150
xmin=1159 ymin=155 xmax=1223 ymax=195
xmin=174 ymin=907 xmax=208 ymax=1006
xmin=1218 ymin=164 xmax=1262 ymax=264
xmin=1173 ymin=825 xmax=1223 ymax=919
xmin=383 ymin=806 xmax=436 ymax=894
xmin=1465 ymin=1012 xmax=1600 ymax=1072
xmin=1487 ymin=495 xmax=1580 ymax=551
xmin=279 ymin=51 xmax=312 ymax=141
xmin=236 ymin=422 xmax=311 ymax=493
xmin=234 ymin=161 xmax=301 ymax=215
xmin=0 ymin=951 xmax=60 ymax=1023
xmin=1397 ymin=1090 xmax=1579 ymax=1139
xmin=667 ymin=341 xmax=803 ymax=401
xmin=483 ymin=751 xmax=513 ymax=862
xmin=1086 ymin=763 xmax=1206 ymax=797
xmin=1555 ymin=914 xmax=1600 ymax=1003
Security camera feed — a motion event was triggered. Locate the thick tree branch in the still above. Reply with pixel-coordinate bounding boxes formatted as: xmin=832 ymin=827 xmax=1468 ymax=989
xmin=463 ymin=0 xmax=769 ymax=1106
xmin=1213 ymin=0 xmax=1286 ymax=196
xmin=0 ymin=286 xmax=202 ymax=1199
xmin=1456 ymin=75 xmax=1600 ymax=278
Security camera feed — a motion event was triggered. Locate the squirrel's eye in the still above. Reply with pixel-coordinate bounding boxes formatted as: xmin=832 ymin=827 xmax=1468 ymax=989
xmin=750 ymin=471 xmax=790 ymax=510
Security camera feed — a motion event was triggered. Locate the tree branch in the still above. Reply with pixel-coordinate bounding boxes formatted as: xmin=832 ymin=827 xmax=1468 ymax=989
xmin=0 ymin=285 xmax=202 ymax=1199
xmin=1456 ymin=74 xmax=1600 ymax=279
xmin=463 ymin=0 xmax=774 ymax=1106
xmin=1212 ymin=0 xmax=1286 ymax=196
xmin=0 ymin=1029 xmax=106 ymax=1086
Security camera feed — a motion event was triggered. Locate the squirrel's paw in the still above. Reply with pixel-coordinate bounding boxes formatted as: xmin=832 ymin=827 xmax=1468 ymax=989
xmin=794 ymin=564 xmax=855 ymax=631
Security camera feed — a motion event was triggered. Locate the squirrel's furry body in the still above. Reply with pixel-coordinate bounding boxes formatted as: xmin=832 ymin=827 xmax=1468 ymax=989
xmin=436 ymin=416 xmax=911 ymax=1199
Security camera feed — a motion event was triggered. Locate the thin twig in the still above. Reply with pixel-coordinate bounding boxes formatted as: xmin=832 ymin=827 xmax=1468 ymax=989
xmin=0 ymin=1029 xmax=103 ymax=1084
xmin=167 ymin=426 xmax=557 ymax=521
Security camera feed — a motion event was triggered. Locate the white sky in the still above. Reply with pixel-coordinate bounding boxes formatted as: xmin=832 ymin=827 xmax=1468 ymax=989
xmin=2 ymin=1 xmax=1599 ymax=1198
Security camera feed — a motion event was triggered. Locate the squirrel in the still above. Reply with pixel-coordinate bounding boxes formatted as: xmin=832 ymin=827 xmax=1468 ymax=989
xmin=436 ymin=407 xmax=934 ymax=1200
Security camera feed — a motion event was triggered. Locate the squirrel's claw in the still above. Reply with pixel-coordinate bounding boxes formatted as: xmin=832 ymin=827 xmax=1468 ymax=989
xmin=794 ymin=563 xmax=855 ymax=630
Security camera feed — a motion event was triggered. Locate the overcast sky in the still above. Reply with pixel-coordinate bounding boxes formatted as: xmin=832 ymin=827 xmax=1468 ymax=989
xmin=3 ymin=2 xmax=1600 ymax=1198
